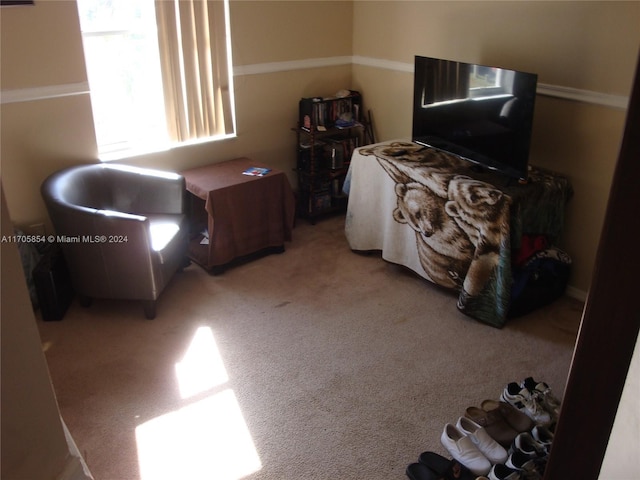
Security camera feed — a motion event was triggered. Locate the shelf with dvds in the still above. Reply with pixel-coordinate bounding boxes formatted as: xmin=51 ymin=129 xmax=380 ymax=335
xmin=294 ymin=91 xmax=371 ymax=223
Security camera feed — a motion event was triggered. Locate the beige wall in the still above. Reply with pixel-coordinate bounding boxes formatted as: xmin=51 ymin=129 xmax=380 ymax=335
xmin=231 ymin=1 xmax=353 ymax=65
xmin=353 ymin=1 xmax=638 ymax=93
xmin=0 ymin=1 xmax=87 ymax=89
xmin=0 ymin=184 xmax=88 ymax=479
xmin=352 ymin=1 xmax=640 ymax=295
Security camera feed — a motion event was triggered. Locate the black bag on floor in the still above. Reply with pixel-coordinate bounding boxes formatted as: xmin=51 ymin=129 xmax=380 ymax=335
xmin=33 ymin=244 xmax=74 ymax=321
xmin=508 ymin=247 xmax=571 ymax=318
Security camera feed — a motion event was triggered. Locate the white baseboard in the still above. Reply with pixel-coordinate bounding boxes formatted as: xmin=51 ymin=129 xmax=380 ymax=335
xmin=56 ymin=456 xmax=91 ymax=480
xmin=566 ymin=285 xmax=588 ymax=303
xmin=57 ymin=418 xmax=94 ymax=480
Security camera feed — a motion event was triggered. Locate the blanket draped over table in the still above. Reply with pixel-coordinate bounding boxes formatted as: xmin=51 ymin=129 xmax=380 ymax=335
xmin=344 ymin=141 xmax=573 ymax=328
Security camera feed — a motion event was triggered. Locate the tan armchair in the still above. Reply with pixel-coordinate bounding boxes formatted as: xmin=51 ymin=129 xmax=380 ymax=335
xmin=41 ymin=163 xmax=189 ymax=319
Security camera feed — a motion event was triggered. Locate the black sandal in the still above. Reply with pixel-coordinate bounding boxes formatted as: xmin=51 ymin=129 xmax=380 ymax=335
xmin=418 ymin=451 xmax=477 ymax=480
xmin=406 ymin=462 xmax=439 ymax=480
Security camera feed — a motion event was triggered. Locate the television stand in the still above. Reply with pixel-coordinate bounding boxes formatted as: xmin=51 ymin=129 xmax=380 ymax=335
xmin=465 ymin=162 xmax=528 ymax=188
xmin=344 ymin=140 xmax=573 ymax=328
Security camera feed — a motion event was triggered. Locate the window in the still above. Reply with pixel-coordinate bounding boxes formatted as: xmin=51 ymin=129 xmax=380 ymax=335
xmin=77 ymin=0 xmax=235 ymax=160
xmin=469 ymin=66 xmax=514 ymax=100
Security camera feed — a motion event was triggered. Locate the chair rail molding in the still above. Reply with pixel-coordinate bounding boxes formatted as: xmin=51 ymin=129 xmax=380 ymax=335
xmin=0 ymin=82 xmax=90 ymax=105
xmin=233 ymin=56 xmax=352 ymax=76
xmin=350 ymin=55 xmax=415 ymax=73
xmin=234 ymin=55 xmax=629 ymax=110
xmin=2 ymin=57 xmax=629 ymax=110
xmin=535 ymin=83 xmax=629 ymax=110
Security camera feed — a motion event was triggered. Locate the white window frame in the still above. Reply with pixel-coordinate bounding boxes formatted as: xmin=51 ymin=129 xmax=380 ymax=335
xmin=77 ymin=0 xmax=236 ymax=161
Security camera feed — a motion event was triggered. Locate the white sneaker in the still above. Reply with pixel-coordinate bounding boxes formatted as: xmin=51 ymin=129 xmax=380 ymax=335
xmin=489 ymin=464 xmax=521 ymax=480
xmin=506 ymin=451 xmax=545 ymax=479
xmin=441 ymin=423 xmax=492 ymax=476
xmin=511 ymin=432 xmax=548 ymax=459
xmin=500 ymin=382 xmax=551 ymax=425
xmin=456 ymin=416 xmax=508 ymax=464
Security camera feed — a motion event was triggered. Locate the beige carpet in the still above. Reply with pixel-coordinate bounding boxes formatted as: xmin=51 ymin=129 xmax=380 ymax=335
xmin=36 ymin=215 xmax=584 ymax=480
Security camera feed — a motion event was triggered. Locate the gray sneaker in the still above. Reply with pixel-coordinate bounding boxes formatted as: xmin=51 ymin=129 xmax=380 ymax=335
xmin=531 ymin=425 xmax=554 ymax=452
xmin=500 ymin=382 xmax=551 ymax=426
xmin=521 ymin=377 xmax=561 ymax=419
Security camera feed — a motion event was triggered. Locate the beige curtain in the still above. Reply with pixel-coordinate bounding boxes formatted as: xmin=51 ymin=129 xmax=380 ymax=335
xmin=432 ymin=60 xmax=470 ymax=103
xmin=155 ymin=0 xmax=234 ymax=142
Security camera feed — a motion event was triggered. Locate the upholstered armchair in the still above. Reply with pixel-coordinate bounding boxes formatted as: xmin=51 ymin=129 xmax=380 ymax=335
xmin=41 ymin=163 xmax=189 ymax=319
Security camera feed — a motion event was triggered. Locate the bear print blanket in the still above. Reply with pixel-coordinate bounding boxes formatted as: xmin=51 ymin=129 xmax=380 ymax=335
xmin=344 ymin=140 xmax=572 ymax=328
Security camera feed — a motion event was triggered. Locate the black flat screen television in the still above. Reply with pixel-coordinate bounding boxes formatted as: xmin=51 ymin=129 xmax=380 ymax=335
xmin=412 ymin=55 xmax=538 ymax=181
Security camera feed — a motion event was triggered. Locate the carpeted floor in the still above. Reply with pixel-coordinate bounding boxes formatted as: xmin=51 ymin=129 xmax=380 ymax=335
xmin=36 ymin=214 xmax=584 ymax=480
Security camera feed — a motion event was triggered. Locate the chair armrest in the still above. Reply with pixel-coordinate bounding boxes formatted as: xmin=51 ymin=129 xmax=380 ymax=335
xmin=92 ymin=210 xmax=153 ymax=251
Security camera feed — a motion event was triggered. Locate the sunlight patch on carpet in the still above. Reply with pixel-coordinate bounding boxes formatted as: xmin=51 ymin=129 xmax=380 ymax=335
xmin=175 ymin=326 xmax=229 ymax=399
xmin=135 ymin=327 xmax=262 ymax=479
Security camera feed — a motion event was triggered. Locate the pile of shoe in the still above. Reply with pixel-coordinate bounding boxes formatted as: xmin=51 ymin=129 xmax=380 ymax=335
xmin=406 ymin=377 xmax=561 ymax=480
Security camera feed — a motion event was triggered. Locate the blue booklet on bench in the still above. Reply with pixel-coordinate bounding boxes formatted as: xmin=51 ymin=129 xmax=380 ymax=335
xmin=242 ymin=167 xmax=271 ymax=177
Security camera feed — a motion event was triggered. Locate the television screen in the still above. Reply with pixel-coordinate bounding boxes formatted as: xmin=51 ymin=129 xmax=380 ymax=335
xmin=412 ymin=56 xmax=538 ymax=181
